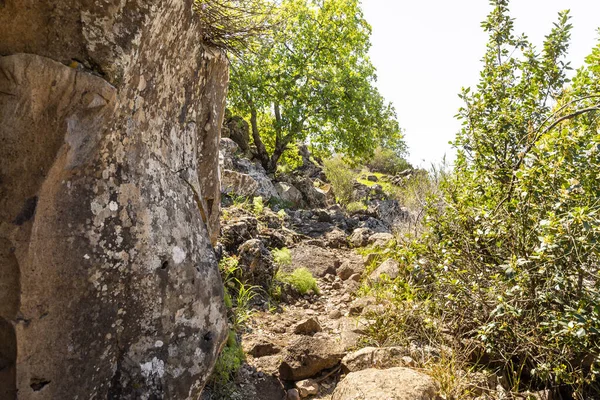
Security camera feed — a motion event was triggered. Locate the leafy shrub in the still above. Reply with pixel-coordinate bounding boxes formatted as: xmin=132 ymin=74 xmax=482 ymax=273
xmin=272 ymin=247 xmax=292 ymax=266
xmin=374 ymin=3 xmax=600 ymax=396
xmin=323 ymin=156 xmax=357 ymax=205
xmin=276 ymin=268 xmax=319 ymax=295
xmin=366 ymin=146 xmax=412 ymax=176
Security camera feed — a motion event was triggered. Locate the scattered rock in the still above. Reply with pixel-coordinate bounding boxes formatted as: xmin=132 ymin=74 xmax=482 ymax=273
xmin=367 ymin=174 xmax=378 ymax=182
xmin=349 ymin=296 xmax=376 ymax=316
xmin=369 ymin=258 xmax=400 ymax=282
xmin=332 ymin=367 xmax=440 ymax=400
xmin=295 ymin=379 xmax=319 ymax=398
xmin=329 ymin=309 xmax=343 ymax=320
xmin=293 ymin=317 xmax=322 ymax=335
xmin=279 ymin=336 xmax=345 ymax=381
xmin=349 ymin=228 xmax=374 ymax=247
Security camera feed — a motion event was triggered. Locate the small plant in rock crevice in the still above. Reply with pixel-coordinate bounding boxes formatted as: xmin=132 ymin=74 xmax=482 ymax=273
xmin=276 ymin=267 xmax=319 ymax=295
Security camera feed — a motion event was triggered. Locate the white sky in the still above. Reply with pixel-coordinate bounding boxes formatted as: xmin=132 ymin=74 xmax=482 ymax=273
xmin=361 ymin=0 xmax=600 ymax=167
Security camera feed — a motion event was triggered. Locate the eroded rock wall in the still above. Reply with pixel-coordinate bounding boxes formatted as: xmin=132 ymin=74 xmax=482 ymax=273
xmin=0 ymin=0 xmax=228 ymax=398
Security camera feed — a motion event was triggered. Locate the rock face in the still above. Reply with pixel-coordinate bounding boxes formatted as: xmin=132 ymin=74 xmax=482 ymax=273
xmin=332 ymin=367 xmax=440 ymax=400
xmin=0 ymin=1 xmax=228 ymax=399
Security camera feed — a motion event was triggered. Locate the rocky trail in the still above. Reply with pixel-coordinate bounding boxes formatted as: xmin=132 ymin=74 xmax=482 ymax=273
xmin=202 ymin=136 xmax=441 ymax=399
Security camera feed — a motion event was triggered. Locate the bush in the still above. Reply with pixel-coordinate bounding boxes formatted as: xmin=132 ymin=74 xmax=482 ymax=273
xmin=366 ymin=146 xmax=412 ymax=176
xmin=276 ymin=267 xmax=319 ymax=295
xmin=323 ymin=156 xmax=357 ymax=205
xmin=372 ymin=4 xmax=600 ymax=396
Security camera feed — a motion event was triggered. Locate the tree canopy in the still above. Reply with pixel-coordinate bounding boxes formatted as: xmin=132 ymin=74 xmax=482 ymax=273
xmin=228 ymin=0 xmax=404 ymax=172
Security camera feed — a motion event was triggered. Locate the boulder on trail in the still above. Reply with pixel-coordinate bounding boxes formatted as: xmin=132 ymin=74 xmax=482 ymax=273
xmin=332 ymin=367 xmax=440 ymax=400
xmin=286 ymin=245 xmax=340 ymax=277
xmin=369 ymin=258 xmax=400 ymax=282
xmin=278 ymin=336 xmax=345 ymax=381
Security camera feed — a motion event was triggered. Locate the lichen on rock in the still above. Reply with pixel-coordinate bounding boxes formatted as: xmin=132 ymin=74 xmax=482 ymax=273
xmin=0 ymin=0 xmax=229 ymax=398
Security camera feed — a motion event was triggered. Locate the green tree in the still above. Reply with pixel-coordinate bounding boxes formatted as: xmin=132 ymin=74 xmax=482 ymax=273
xmin=228 ymin=0 xmax=403 ymax=172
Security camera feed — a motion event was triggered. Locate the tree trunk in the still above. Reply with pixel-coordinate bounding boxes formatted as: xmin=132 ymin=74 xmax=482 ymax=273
xmin=249 ymin=106 xmax=271 ymax=171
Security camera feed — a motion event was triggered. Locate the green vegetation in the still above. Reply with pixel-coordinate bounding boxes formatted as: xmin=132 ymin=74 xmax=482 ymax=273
xmin=323 ymin=157 xmax=358 ymax=206
xmin=276 ymin=267 xmax=319 ymax=295
xmin=212 ymin=331 xmax=245 ymax=386
xmin=345 ymin=201 xmax=367 ymax=213
xmin=271 ymin=247 xmax=292 ymax=267
xmin=228 ymin=0 xmax=404 ymax=172
xmin=366 ymin=146 xmax=412 ymax=176
xmin=361 ymin=1 xmax=600 ymax=396
xmin=252 ymin=196 xmax=264 ymax=215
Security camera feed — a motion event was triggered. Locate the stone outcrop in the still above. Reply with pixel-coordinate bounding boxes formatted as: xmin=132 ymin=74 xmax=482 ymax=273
xmin=0 ymin=1 xmax=228 ymax=398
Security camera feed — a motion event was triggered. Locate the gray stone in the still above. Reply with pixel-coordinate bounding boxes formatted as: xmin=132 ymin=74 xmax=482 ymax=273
xmin=370 ymin=259 xmax=400 ymax=282
xmin=293 ymin=317 xmax=322 ymax=335
xmin=296 ymin=379 xmax=319 ymax=398
xmin=275 ymin=182 xmax=304 ymax=207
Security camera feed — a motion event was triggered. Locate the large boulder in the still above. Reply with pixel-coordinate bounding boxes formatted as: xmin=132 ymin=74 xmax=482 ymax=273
xmin=332 ymin=368 xmax=440 ymax=400
xmin=221 ymin=169 xmax=259 ymax=197
xmin=234 ymin=158 xmax=280 ymax=200
xmin=286 ymin=245 xmax=340 ymax=277
xmin=0 ymin=1 xmax=228 ymax=398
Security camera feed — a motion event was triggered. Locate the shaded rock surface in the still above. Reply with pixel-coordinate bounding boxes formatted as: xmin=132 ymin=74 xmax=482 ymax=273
xmin=0 ymin=1 xmax=229 ymax=398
